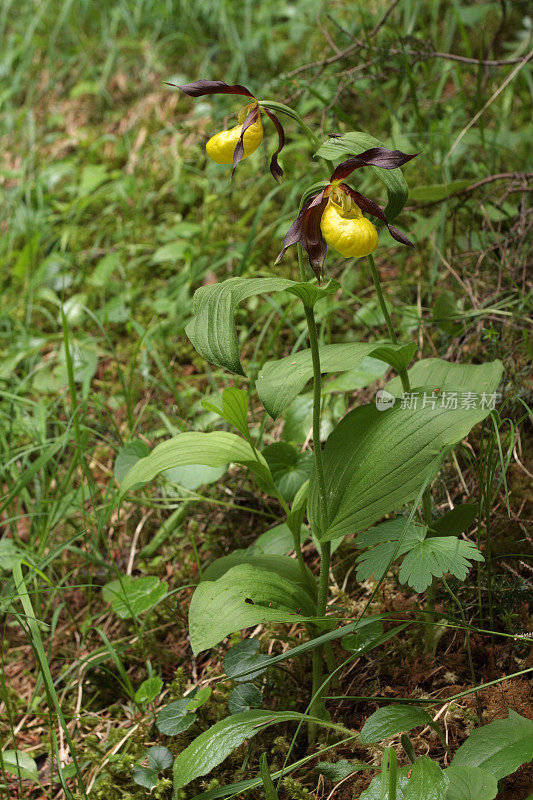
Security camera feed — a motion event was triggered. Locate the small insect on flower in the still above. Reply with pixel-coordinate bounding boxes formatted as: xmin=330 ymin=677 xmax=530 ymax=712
xmin=276 ymin=146 xmax=418 ymax=280
xmin=170 ymin=79 xmax=286 ymax=180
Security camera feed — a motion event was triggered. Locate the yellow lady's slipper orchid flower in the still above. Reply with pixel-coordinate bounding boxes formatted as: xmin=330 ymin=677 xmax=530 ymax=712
xmin=320 ymin=192 xmax=379 ymax=259
xmin=172 ymin=79 xmax=285 ymax=180
xmin=276 ymin=146 xmax=418 ymax=280
xmin=206 ymin=107 xmax=263 ymax=165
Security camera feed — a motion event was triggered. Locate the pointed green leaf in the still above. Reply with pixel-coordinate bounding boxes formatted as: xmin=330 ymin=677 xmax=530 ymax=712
xmin=444 ymin=765 xmax=497 ymax=800
xmin=202 ymin=387 xmax=250 ymax=439
xmin=309 ymin=394 xmax=493 ymax=541
xmin=287 ymin=480 xmax=309 ymax=538
xmin=432 ymin=505 xmax=477 ymax=538
xmin=202 ymin=553 xmax=315 ymax=595
xmin=361 ymin=705 xmax=437 ymax=744
xmin=404 ymin=757 xmax=447 ymax=800
xmin=135 ymin=676 xmax=163 ymax=704
xmin=315 ymin=131 xmax=410 ymax=221
xmin=451 ymin=710 xmax=533 ymax=780
xmin=257 ymin=342 xmax=415 ymax=419
xmin=285 ymin=279 xmax=341 ymax=308
xmin=118 ymin=431 xmax=272 ymax=497
xmin=185 ymin=277 xmax=301 ymax=375
xmin=172 ymin=709 xmax=330 ymax=790
xmin=386 ymin=359 xmax=503 ymax=397
xmin=262 ymin=442 xmax=313 ymax=501
xmin=189 ymin=564 xmax=316 ymax=654
xmin=0 ymin=750 xmax=38 ymax=782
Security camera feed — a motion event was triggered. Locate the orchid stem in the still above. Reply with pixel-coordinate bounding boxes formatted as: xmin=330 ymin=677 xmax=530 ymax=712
xmin=367 ymin=253 xmax=411 ymax=394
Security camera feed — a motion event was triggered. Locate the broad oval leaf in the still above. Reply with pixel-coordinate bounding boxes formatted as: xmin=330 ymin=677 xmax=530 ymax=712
xmin=185 ymin=277 xmax=340 ymax=376
xmin=315 ymin=131 xmax=411 ymax=221
xmin=188 ymin=564 xmax=316 ymax=654
xmin=135 ymin=676 xmax=163 ymax=704
xmin=202 ymin=387 xmax=250 ymax=439
xmin=386 ymin=358 xmax=503 ymax=397
xmin=451 ymin=710 xmax=533 ymax=780
xmin=223 ymin=638 xmax=270 ymax=682
xmin=173 ymin=709 xmax=327 ymax=789
xmin=360 ymin=705 xmax=436 ymax=744
xmin=444 ymin=765 xmax=498 ymax=800
xmin=156 ymin=699 xmax=196 ymax=736
xmin=258 ymin=342 xmax=416 ymax=419
xmin=0 ymin=750 xmax=38 ymax=781
xmin=118 ymin=431 xmax=272 ymax=497
xmin=202 ymin=553 xmax=315 ymax=596
xmin=309 ymin=393 xmax=496 ymax=541
xmin=147 ymin=745 xmax=174 ymax=770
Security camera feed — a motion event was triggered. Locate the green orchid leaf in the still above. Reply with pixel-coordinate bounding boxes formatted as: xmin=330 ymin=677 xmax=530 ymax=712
xmin=118 ymin=431 xmax=272 ymax=497
xmin=172 ymin=709 xmax=343 ymax=790
xmin=309 ymin=393 xmax=493 ymax=541
xmin=451 ymin=710 xmax=533 ymax=780
xmin=386 ymin=358 xmax=503 ymax=397
xmin=315 ymin=131 xmax=411 ymax=221
xmin=286 ymin=480 xmax=309 ymax=538
xmin=201 ymin=553 xmax=315 ymax=597
xmin=444 ymin=765 xmax=497 ymax=800
xmin=257 ymin=342 xmax=415 ymax=419
xmin=202 ymin=387 xmax=250 ymax=439
xmin=246 ymin=523 xmax=298 ymax=556
xmin=189 ymin=564 xmax=316 ymax=654
xmin=286 ymin=279 xmax=341 ymax=308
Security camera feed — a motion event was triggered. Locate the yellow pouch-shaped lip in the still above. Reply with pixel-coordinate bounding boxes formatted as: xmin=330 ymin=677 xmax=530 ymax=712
xmin=206 ymin=116 xmax=263 ymax=165
xmin=320 ymin=200 xmax=379 ymax=258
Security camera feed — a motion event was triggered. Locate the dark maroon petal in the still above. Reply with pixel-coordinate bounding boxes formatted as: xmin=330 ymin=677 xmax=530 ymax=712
xmin=261 ymin=108 xmax=285 ymax=181
xmin=230 ymin=104 xmax=260 ymax=178
xmin=331 ymin=147 xmax=418 ymax=181
xmin=340 ymin=184 xmax=414 ymax=248
xmin=169 ymin=79 xmax=255 ymax=99
xmin=276 ymin=190 xmax=329 ymax=280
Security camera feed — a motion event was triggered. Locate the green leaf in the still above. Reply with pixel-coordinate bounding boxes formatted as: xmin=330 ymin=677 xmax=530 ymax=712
xmin=433 ymin=291 xmax=462 ymax=336
xmin=152 ymin=240 xmax=189 ymax=263
xmin=202 ymin=554 xmax=315 ymax=594
xmin=444 ymin=765 xmax=498 ymax=800
xmin=315 ymin=760 xmax=364 ymax=780
xmin=360 ymin=766 xmax=410 ymax=800
xmin=163 ymin=463 xmax=227 ymax=491
xmin=404 ymin=757 xmax=447 ymax=800
xmin=341 ymin=620 xmax=383 ymax=653
xmin=114 ymin=440 xmax=150 ymax=483
xmin=409 ymin=180 xmax=472 ymax=202
xmin=262 ymin=442 xmax=313 ymax=502
xmin=186 ymin=686 xmax=212 ymax=710
xmin=451 ymin=710 xmax=533 ymax=780
xmin=315 ymin=131 xmax=410 ymax=221
xmin=224 ymin=638 xmax=270 ymax=682
xmin=156 ymin=699 xmax=196 ymax=736
xmin=246 ymin=523 xmax=297 ymax=556
xmin=202 ymin=387 xmax=250 ymax=439
xmin=133 ymin=766 xmax=158 ymax=789
xmin=325 ymin=356 xmax=389 ymax=393
xmin=432 ymin=505 xmax=477 ymax=537
xmin=309 ymin=395 xmax=493 ymax=542
xmin=102 ymin=575 xmax=168 ymax=619
xmin=172 ymin=710 xmax=328 ymax=790
xmin=135 ymin=676 xmax=163 ymax=704
xmin=0 ymin=750 xmax=38 ymax=781
xmin=360 ymin=705 xmax=437 ymax=744
xmin=287 ymin=480 xmax=309 ymax=538
xmin=185 ymin=277 xmax=298 ymax=376
xmin=118 ymin=431 xmax=273 ymax=497
xmin=228 ymin=683 xmax=262 ymax=715
xmin=386 ymin=358 xmax=503 ymax=397
xmin=188 ymin=564 xmax=316 ymax=654
xmin=355 ymin=520 xmax=426 ymax=583
xmin=399 ymin=536 xmax=484 ymax=593
xmin=147 ymin=746 xmax=174 ymax=771
xmin=286 ymin=279 xmax=341 ymax=308
xmin=0 ymin=539 xmax=24 ymax=571
xmin=259 ymin=753 xmax=279 ymax=800
xmin=257 ymin=342 xmax=415 ymax=419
